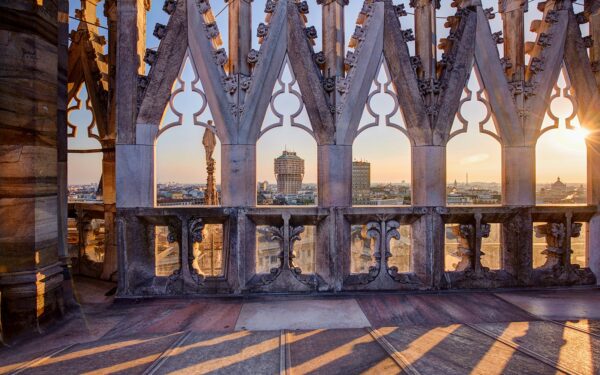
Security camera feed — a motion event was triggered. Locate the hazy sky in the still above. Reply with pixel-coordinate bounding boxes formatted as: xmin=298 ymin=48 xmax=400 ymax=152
xmin=67 ymin=0 xmax=589 ymax=186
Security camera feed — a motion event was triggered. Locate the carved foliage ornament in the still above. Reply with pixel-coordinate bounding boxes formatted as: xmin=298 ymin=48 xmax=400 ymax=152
xmin=350 ymin=219 xmax=413 ymax=285
xmin=534 ymin=222 xmax=582 ymax=270
xmin=188 ymin=217 xmax=206 ymax=284
xmin=447 ymin=223 xmax=491 ymax=272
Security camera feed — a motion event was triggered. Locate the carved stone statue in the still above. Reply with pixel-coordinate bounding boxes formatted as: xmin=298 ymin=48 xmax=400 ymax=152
xmin=202 ymin=122 xmax=219 ymax=205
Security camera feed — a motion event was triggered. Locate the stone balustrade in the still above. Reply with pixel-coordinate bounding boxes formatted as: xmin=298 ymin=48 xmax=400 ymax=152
xmin=114 ymin=204 xmax=597 ymax=296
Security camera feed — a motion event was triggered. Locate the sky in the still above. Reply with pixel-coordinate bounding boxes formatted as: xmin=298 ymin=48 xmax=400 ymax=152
xmin=67 ymin=0 xmax=589 ymax=186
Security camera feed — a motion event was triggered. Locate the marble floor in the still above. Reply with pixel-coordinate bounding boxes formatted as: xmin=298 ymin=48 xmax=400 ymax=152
xmin=1 ymin=278 xmax=600 ymax=374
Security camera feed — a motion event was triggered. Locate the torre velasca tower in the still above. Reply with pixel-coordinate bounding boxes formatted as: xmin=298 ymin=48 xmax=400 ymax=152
xmin=274 ymin=151 xmax=305 ymax=195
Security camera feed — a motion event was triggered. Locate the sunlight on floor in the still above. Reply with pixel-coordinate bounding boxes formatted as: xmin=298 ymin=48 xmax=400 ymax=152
xmin=378 ymin=325 xmax=460 ymax=366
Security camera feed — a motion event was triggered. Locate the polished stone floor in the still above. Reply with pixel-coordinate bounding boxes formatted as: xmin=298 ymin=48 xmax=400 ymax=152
xmin=1 ymin=277 xmax=600 ymax=374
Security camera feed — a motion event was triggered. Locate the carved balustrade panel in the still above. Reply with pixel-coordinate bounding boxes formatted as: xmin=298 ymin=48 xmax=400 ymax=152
xmin=343 ymin=208 xmax=423 ymax=291
xmin=248 ymin=211 xmax=323 ymax=292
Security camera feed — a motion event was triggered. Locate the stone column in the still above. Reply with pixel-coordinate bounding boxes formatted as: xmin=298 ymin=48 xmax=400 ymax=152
xmin=411 ymin=145 xmax=446 ymax=206
xmin=227 ymin=0 xmax=252 ymax=76
xmin=220 ymin=144 xmax=256 ymax=207
xmin=57 ymin=0 xmax=69 ymax=264
xmin=413 ymin=0 xmax=437 ymax=81
xmin=317 ymin=0 xmax=350 ymax=208
xmin=115 ymin=0 xmax=149 ymax=208
xmin=502 ymin=145 xmax=536 ymax=205
xmin=588 ymin=2 xmax=600 ymax=89
xmin=101 ymin=0 xmax=118 ymax=281
xmin=100 ymin=147 xmax=117 ymax=280
xmin=318 ymin=144 xmax=352 ymax=207
xmin=584 ymin=0 xmax=600 ymax=285
xmin=410 ymin=145 xmax=445 ymax=287
xmin=587 ymin=130 xmax=600 ymax=283
xmin=0 ymin=0 xmax=65 ymax=339
xmin=319 ymin=0 xmax=347 ymax=78
xmin=499 ymin=0 xmax=526 ymax=82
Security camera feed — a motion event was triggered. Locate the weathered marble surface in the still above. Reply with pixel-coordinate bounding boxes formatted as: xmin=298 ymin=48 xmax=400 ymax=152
xmin=0 ymin=0 xmax=64 ymax=340
xmin=1 ymin=278 xmax=600 ymax=374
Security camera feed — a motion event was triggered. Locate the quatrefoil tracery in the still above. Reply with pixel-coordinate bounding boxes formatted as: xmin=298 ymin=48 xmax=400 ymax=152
xmin=157 ymin=51 xmax=214 ymax=139
xmin=356 ymin=56 xmax=408 ymax=139
xmin=259 ymin=55 xmax=314 ymax=139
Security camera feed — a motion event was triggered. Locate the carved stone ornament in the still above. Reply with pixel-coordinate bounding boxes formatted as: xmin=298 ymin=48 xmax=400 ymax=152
xmin=143 ymin=49 xmax=157 ymax=65
xmin=352 ymin=26 xmax=365 ymax=42
xmin=410 ymin=56 xmax=422 ymax=71
xmin=529 ymin=57 xmax=544 ymax=74
xmin=264 ymin=0 xmax=277 ymax=13
xmin=167 ymin=225 xmax=178 ymax=244
xmin=153 ymin=23 xmax=167 ymax=40
xmin=500 ymin=57 xmax=512 ymax=70
xmin=336 ymin=77 xmax=349 ymax=94
xmin=545 ymin=10 xmax=559 ymax=24
xmin=314 ymin=52 xmax=326 ymax=66
xmin=137 ymin=75 xmax=149 ymax=90
xmin=323 ymin=77 xmax=336 ymax=92
xmin=492 ymin=31 xmax=504 ymax=44
xmin=240 ymin=75 xmax=252 ymax=91
xmin=394 ymin=4 xmax=407 ymax=17
xmin=360 ymin=3 xmax=373 ymax=17
xmin=230 ymin=103 xmax=244 ymax=117
xmin=305 ymin=26 xmax=318 ymax=40
xmin=222 ymin=75 xmax=238 ymax=94
xmin=257 ymin=23 xmax=269 ymax=38
xmin=439 ymin=53 xmax=453 ymax=71
xmin=484 ymin=7 xmax=495 ymax=19
xmin=205 ymin=22 xmax=220 ymax=39
xmin=189 ymin=217 xmax=204 ymax=244
xmin=196 ymin=0 xmax=211 ymax=14
xmin=534 ymin=222 xmax=582 ymax=270
xmin=449 ymin=224 xmax=474 ymax=272
xmin=296 ymin=1 xmax=309 ymax=14
xmin=247 ymin=49 xmax=260 ymax=64
xmin=288 ymin=226 xmax=305 ymax=275
xmin=402 ymin=29 xmax=415 ymax=42
xmin=347 ymin=219 xmax=416 ymax=287
xmin=344 ymin=51 xmax=358 ymax=68
xmin=538 ymin=33 xmax=551 ymax=48
xmin=162 ymin=0 xmax=177 ymax=15
xmin=213 ymin=48 xmax=228 ymax=66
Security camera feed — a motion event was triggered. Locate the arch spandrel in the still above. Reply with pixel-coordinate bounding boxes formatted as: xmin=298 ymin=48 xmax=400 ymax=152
xmin=239 ymin=0 xmax=289 ymax=144
xmin=286 ymin=0 xmax=335 ymax=145
xmin=564 ymin=6 xmax=600 ymax=131
xmin=137 ymin=0 xmax=189 ymax=129
xmin=383 ymin=0 xmax=478 ymax=147
xmin=523 ymin=0 xmax=570 ymax=142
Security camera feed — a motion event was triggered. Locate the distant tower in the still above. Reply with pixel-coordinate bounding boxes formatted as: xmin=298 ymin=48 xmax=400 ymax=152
xmin=203 ymin=124 xmax=219 ymax=205
xmin=274 ymin=150 xmax=304 ymax=195
xmin=352 ymin=160 xmax=371 ymax=203
xmin=466 ymin=172 xmax=469 ymax=186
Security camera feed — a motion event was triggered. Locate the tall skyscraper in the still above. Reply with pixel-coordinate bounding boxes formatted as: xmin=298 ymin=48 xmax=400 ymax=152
xmin=352 ymin=160 xmax=371 ymax=204
xmin=274 ymin=150 xmax=304 ymax=195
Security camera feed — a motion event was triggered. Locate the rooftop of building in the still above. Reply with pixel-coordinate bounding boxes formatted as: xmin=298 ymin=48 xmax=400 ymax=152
xmin=2 ymin=276 xmax=600 ymax=374
xmin=276 ymin=150 xmax=303 ymax=160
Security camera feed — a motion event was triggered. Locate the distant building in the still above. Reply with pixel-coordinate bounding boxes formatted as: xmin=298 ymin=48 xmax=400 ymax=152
xmin=352 ymin=161 xmax=371 ymax=204
xmin=258 ymin=181 xmax=269 ymax=192
xmin=538 ymin=177 xmax=586 ymax=204
xmin=274 ymin=151 xmax=304 ymax=195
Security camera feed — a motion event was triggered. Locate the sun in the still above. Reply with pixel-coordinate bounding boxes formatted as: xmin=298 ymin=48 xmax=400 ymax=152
xmin=562 ymin=125 xmax=590 ymax=147
xmin=539 ymin=124 xmax=588 ymax=156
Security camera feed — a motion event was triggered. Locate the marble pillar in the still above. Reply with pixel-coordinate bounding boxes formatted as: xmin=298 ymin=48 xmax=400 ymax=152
xmin=0 ymin=0 xmax=65 ymax=339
